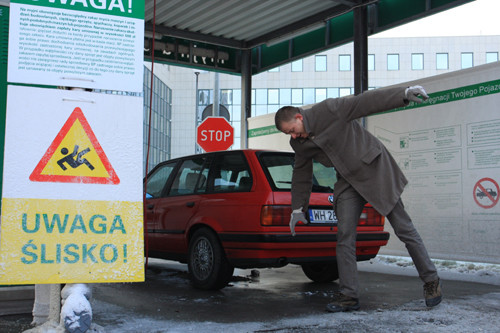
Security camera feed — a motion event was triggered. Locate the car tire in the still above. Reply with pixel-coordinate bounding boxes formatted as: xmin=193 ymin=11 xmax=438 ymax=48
xmin=301 ymin=262 xmax=339 ymax=283
xmin=188 ymin=228 xmax=234 ymax=290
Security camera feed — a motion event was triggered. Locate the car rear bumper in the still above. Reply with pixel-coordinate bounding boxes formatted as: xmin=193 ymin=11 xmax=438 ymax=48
xmin=219 ymin=231 xmax=390 ymax=269
xmin=219 ymin=232 xmax=389 ymax=243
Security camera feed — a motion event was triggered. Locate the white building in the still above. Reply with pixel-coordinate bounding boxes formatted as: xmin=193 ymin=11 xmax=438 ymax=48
xmin=147 ymin=35 xmax=500 ymax=160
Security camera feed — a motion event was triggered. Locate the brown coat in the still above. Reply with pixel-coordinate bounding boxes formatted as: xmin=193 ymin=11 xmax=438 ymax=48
xmin=290 ymin=87 xmax=408 ymax=216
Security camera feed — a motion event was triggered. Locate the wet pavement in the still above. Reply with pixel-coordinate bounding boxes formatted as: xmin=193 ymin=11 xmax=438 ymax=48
xmin=2 ymin=258 xmax=499 ymax=332
xmin=93 ymin=259 xmax=499 ymax=325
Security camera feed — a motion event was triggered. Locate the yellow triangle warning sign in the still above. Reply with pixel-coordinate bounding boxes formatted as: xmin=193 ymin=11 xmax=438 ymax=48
xmin=30 ymin=107 xmax=120 ymax=185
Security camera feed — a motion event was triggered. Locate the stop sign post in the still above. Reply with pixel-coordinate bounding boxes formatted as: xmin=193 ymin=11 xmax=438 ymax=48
xmin=197 ymin=117 xmax=234 ymax=152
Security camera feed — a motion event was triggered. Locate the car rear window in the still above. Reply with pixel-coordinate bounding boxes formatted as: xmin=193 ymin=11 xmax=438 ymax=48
xmin=259 ymin=153 xmax=336 ymax=193
xmin=211 ymin=152 xmax=252 ymax=192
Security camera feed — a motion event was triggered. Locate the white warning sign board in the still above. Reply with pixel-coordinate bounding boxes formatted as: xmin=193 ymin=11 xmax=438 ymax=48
xmin=0 ymin=86 xmax=144 ymax=284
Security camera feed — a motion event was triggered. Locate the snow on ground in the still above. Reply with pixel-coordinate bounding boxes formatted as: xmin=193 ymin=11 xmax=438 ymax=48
xmin=360 ymin=255 xmax=500 ymax=286
xmin=89 ymin=256 xmax=500 ymax=333
xmin=92 ymin=293 xmax=500 ymax=333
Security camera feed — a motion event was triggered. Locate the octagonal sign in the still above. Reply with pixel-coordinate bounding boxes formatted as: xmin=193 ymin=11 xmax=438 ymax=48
xmin=197 ymin=117 xmax=234 ymax=152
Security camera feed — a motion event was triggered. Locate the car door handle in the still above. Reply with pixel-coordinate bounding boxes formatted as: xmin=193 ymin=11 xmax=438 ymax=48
xmin=186 ymin=202 xmax=195 ymax=208
xmin=147 ymin=204 xmax=154 ymax=210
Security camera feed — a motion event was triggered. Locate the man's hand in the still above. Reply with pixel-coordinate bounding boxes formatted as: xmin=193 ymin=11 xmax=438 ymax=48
xmin=290 ymin=208 xmax=308 ymax=236
xmin=405 ymin=85 xmax=429 ymax=103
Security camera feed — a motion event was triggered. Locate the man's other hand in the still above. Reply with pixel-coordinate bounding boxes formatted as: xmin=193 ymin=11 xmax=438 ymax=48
xmin=405 ymin=85 xmax=429 ymax=103
xmin=290 ymin=208 xmax=308 ymax=236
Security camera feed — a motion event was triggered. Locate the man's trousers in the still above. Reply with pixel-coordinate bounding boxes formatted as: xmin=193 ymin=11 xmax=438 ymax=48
xmin=334 ymin=185 xmax=439 ymax=298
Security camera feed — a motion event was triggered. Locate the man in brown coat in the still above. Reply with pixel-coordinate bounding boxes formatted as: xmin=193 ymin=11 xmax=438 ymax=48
xmin=275 ymin=86 xmax=442 ymax=312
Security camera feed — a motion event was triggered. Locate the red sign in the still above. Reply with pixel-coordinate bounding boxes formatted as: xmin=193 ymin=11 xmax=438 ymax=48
xmin=473 ymin=178 xmax=499 ymax=209
xmin=197 ymin=117 xmax=234 ymax=152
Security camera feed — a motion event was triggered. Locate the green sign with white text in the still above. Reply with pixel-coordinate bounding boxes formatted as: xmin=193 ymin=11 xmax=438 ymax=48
xmin=8 ymin=0 xmax=144 ymax=91
xmin=11 ymin=0 xmax=144 ymax=19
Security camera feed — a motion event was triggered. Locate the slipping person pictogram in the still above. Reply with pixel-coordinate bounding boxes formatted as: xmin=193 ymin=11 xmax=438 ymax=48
xmin=57 ymin=145 xmax=95 ymax=171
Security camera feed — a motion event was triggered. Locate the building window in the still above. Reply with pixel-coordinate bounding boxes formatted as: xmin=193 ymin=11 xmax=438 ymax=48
xmin=368 ymin=54 xmax=375 ymax=71
xmin=339 ymin=88 xmax=352 ymax=97
xmin=411 ymin=53 xmax=424 ymax=70
xmin=436 ymin=53 xmax=448 ymax=70
xmin=327 ymin=88 xmax=339 ymax=98
xmin=461 ymin=52 xmax=473 ymax=69
xmin=143 ymin=66 xmax=172 ymax=173
xmin=268 ymin=89 xmax=279 ymax=104
xmin=486 ymin=52 xmax=498 ymax=63
xmin=315 ymin=88 xmax=327 ymax=102
xmin=304 ymin=88 xmax=315 ymax=104
xmin=315 ymin=55 xmax=327 ymax=71
xmin=252 ymin=89 xmax=268 ymax=116
xmin=255 ymin=89 xmax=267 ymax=105
xmin=221 ymin=89 xmax=232 ymax=105
xmin=198 ymin=89 xmax=211 ymax=105
xmin=219 ymin=89 xmax=241 ymax=150
xmin=254 ymin=105 xmax=267 ymax=116
xmin=387 ymin=54 xmax=399 ymax=70
xmin=339 ymin=55 xmax=351 ymax=71
xmin=232 ymin=89 xmax=241 ymax=121
xmin=291 ymin=59 xmax=303 ymax=72
xmin=279 ymin=88 xmax=291 ymax=105
xmin=291 ymin=88 xmax=303 ymax=104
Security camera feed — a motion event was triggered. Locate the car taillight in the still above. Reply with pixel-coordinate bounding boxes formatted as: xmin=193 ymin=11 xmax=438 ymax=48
xmin=358 ymin=207 xmax=385 ymax=226
xmin=261 ymin=205 xmax=293 ymax=226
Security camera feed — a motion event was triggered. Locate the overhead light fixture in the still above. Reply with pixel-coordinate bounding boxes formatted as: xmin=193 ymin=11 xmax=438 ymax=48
xmin=148 ymin=41 xmax=230 ymax=62
xmin=144 ymin=31 xmax=163 ymax=40
xmin=266 ymin=21 xmax=326 ymax=47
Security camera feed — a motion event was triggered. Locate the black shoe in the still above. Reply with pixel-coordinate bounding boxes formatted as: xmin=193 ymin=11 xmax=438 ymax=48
xmin=326 ymin=294 xmax=360 ymax=313
xmin=424 ymin=278 xmax=442 ymax=307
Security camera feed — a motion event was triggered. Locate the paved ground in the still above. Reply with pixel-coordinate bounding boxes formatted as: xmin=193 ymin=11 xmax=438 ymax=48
xmin=91 ymin=259 xmax=500 ymax=324
xmin=1 ymin=258 xmax=499 ymax=332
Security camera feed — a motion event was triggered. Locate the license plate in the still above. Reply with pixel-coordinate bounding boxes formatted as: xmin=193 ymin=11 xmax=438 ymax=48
xmin=308 ymin=209 xmax=337 ymax=223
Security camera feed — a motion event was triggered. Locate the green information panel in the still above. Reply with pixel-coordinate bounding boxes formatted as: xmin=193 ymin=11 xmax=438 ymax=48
xmin=11 ymin=0 xmax=144 ymax=19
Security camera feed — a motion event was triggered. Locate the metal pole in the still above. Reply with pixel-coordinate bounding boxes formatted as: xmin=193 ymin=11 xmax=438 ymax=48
xmin=194 ymin=71 xmax=200 ymax=153
xmin=213 ymin=72 xmax=220 ymax=117
xmin=240 ymin=50 xmax=252 ymax=149
xmin=354 ymin=2 xmax=368 ymax=128
xmin=354 ymin=3 xmax=368 ymax=96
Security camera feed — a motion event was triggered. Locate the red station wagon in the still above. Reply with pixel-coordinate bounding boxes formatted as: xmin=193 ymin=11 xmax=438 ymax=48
xmin=144 ymin=149 xmax=389 ymax=290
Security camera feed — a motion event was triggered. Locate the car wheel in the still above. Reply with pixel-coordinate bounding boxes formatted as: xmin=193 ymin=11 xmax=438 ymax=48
xmin=188 ymin=228 xmax=234 ymax=290
xmin=301 ymin=262 xmax=339 ymax=283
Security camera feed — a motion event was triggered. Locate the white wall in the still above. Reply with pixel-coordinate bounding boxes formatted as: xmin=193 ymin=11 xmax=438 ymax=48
xmin=369 ymin=62 xmax=500 ymax=263
xmin=248 ymin=62 xmax=500 ymax=264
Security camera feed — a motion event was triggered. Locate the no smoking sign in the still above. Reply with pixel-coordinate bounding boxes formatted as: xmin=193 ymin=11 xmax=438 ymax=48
xmin=473 ymin=178 xmax=500 ymax=209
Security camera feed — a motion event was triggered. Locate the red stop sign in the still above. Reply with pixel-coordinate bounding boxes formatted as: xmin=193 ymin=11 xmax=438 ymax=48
xmin=197 ymin=117 xmax=234 ymax=152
